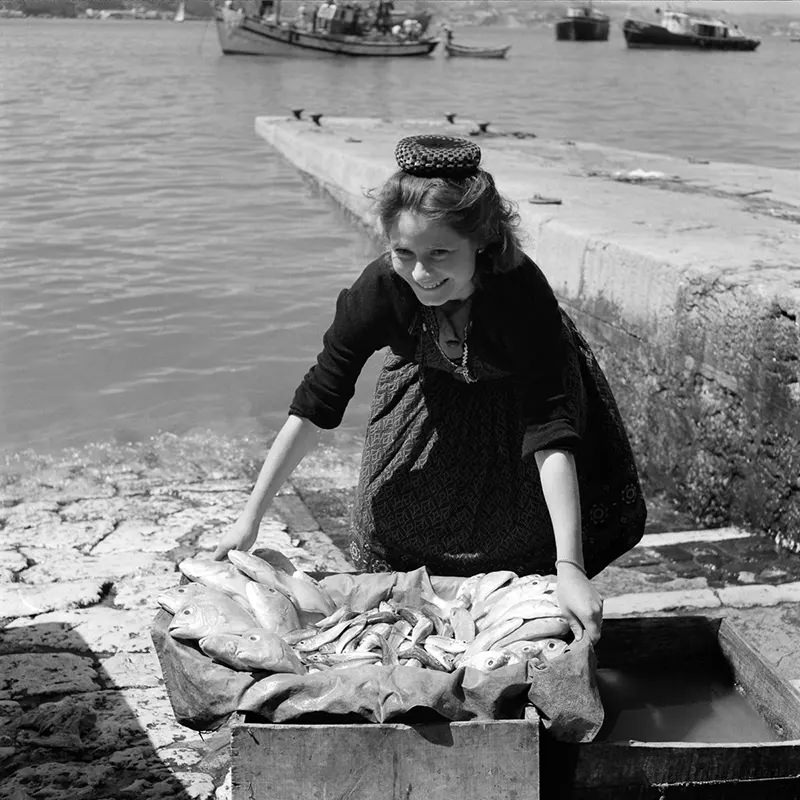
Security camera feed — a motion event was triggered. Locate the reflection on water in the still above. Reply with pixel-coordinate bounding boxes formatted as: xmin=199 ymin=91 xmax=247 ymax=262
xmin=2 ymin=20 xmax=799 ymax=458
xmin=596 ymin=666 xmax=779 ymax=743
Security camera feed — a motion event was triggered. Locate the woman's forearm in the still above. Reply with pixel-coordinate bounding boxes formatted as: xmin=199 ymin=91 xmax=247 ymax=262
xmin=241 ymin=414 xmax=321 ymax=525
xmin=534 ymin=448 xmax=583 ymax=567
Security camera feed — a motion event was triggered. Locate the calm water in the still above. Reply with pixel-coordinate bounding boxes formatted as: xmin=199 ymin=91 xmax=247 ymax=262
xmin=2 ymin=18 xmax=800 ymax=459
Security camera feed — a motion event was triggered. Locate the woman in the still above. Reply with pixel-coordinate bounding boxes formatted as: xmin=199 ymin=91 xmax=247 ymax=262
xmin=213 ymin=135 xmax=646 ymax=644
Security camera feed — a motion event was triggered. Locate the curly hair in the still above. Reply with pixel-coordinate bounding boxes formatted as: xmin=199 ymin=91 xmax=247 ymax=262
xmin=371 ymin=169 xmax=525 ymax=275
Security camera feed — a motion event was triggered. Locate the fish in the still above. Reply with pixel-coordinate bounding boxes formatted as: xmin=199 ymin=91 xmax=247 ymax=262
xmin=462 ymin=617 xmax=524 ymax=659
xmin=178 ymin=557 xmax=252 ymax=607
xmin=459 ymin=649 xmax=520 ymax=672
xmin=472 ymin=571 xmax=518 ymax=605
xmin=537 ymin=639 xmax=571 ymax=661
xmin=476 ymin=597 xmax=562 ymax=632
xmin=168 ymin=588 xmax=257 ymax=641
xmin=251 ymin=546 xmax=303 ymax=577
xmin=293 ymin=616 xmax=356 ymax=652
xmin=228 ymin=550 xmax=335 ymax=621
xmin=504 ymin=638 xmax=570 ymax=661
xmin=397 ymin=644 xmax=449 ymax=671
xmin=491 ymin=616 xmax=571 ymax=649
xmin=425 ymin=634 xmax=468 ymax=654
xmin=234 ymin=627 xmax=307 ymax=674
xmin=448 ymin=605 xmax=476 ymax=642
xmin=199 ymin=632 xmax=251 ymax=671
xmin=470 ymin=577 xmax=555 ymax=621
xmin=245 ymin=581 xmax=301 ymax=635
xmin=157 ymin=582 xmax=207 ymax=614
xmin=455 ymin=573 xmax=486 ymax=607
xmin=424 ymin=642 xmax=454 ymax=671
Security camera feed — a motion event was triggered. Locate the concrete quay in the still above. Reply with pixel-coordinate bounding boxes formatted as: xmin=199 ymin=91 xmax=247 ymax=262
xmin=254 ymin=114 xmax=800 ymax=549
xmin=5 ymin=433 xmax=800 ymax=798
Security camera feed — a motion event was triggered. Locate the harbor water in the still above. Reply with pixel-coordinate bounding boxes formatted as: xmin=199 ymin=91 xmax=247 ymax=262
xmin=3 ymin=18 xmax=800 ymax=462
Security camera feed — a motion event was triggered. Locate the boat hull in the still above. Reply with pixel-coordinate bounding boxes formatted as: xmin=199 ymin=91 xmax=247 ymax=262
xmin=623 ymin=19 xmax=760 ymax=50
xmin=215 ymin=11 xmax=439 ymax=57
xmin=555 ymin=17 xmax=609 ymax=41
xmin=444 ymin=43 xmax=510 ymax=59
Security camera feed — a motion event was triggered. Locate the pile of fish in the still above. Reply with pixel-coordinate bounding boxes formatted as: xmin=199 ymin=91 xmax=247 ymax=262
xmin=160 ymin=549 xmax=572 ymax=676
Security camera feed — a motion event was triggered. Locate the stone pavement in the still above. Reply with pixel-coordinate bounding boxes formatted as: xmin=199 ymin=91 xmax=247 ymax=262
xmin=3 ymin=432 xmax=800 ymax=799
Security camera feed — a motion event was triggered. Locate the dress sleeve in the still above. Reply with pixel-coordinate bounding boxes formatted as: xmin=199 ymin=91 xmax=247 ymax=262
xmin=514 ymin=262 xmax=583 ymax=456
xmin=288 ymin=258 xmax=402 ymax=429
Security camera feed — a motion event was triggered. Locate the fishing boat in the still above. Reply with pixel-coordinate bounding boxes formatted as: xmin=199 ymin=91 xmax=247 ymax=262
xmin=555 ymin=4 xmax=610 ymax=42
xmin=444 ymin=42 xmax=510 ymax=59
xmin=215 ymin=0 xmax=439 ymax=58
xmin=623 ymin=7 xmax=760 ymax=50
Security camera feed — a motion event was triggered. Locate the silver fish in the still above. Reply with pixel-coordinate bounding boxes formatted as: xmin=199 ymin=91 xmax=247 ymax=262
xmin=157 ymin=582 xmax=206 ymax=614
xmin=178 ymin=557 xmax=252 ymax=607
xmin=199 ymin=632 xmax=251 ymax=671
xmin=235 ymin=627 xmax=307 ymax=674
xmin=472 ymin=571 xmax=518 ymax=605
xmin=168 ymin=588 xmax=257 ymax=641
xmin=504 ymin=638 xmax=570 ymax=661
xmin=462 ymin=617 xmax=523 ymax=658
xmin=459 ymin=649 xmax=520 ymax=672
xmin=476 ymin=597 xmax=562 ymax=632
xmin=492 ymin=617 xmax=571 ymax=649
xmin=245 ymin=581 xmax=301 ymax=636
xmin=228 ymin=550 xmax=335 ymax=620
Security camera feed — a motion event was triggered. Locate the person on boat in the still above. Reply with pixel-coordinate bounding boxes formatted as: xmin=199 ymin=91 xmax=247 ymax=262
xmin=376 ymin=0 xmax=393 ymax=34
xmin=441 ymin=23 xmax=454 ymax=45
xmin=212 ymin=135 xmax=646 ymax=645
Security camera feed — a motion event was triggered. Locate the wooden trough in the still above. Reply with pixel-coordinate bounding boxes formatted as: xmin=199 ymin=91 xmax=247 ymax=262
xmin=230 ymin=616 xmax=800 ymax=799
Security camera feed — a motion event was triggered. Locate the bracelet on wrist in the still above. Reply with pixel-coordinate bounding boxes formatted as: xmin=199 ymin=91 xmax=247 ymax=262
xmin=555 ymin=558 xmax=587 ymax=576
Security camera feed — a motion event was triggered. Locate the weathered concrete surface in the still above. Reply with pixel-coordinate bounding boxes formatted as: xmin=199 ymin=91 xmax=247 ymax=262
xmin=5 ymin=432 xmax=800 ymax=798
xmin=254 ymin=114 xmax=800 ymax=548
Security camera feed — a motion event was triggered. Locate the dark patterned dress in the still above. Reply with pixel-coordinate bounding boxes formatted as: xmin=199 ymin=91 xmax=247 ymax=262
xmin=349 ymin=309 xmax=646 ymax=579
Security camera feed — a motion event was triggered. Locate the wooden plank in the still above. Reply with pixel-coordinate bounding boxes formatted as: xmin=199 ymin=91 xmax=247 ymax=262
xmin=232 ymin=715 xmax=539 ymax=800
xmin=717 ymin=618 xmax=800 ymax=740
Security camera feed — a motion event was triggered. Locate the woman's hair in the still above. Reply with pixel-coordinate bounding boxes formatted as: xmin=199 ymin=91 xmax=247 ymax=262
xmin=371 ymin=169 xmax=524 ymax=275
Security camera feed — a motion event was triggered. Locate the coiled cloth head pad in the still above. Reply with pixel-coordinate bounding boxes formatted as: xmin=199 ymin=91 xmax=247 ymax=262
xmin=394 ymin=135 xmax=482 ymax=178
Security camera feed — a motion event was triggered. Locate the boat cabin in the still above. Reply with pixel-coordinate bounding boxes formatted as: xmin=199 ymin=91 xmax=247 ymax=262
xmin=660 ymin=9 xmax=733 ymax=39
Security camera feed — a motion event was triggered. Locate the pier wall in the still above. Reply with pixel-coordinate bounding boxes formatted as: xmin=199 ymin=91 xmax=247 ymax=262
xmin=255 ymin=116 xmax=800 ymax=548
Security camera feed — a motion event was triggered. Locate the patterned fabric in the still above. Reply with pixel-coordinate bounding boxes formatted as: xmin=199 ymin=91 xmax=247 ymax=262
xmin=349 ymin=310 xmax=646 ymax=578
xmin=394 ymin=135 xmax=482 ymax=178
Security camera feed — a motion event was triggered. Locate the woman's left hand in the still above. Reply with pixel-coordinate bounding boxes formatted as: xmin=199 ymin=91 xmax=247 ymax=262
xmin=556 ymin=564 xmax=604 ymax=645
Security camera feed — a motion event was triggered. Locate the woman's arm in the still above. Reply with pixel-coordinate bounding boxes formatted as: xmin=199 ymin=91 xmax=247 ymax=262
xmin=213 ymin=414 xmax=320 ymax=560
xmin=534 ymin=448 xmax=603 ymax=644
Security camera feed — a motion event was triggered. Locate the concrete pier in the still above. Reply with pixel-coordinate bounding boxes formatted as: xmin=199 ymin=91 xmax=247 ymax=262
xmin=254 ymin=115 xmax=800 ymax=548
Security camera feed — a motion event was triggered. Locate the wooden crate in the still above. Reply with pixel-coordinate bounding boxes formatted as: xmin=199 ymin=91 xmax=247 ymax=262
xmin=545 ymin=616 xmax=800 ymax=799
xmin=230 ymin=616 xmax=800 ymax=800
xmin=232 ymin=706 xmax=540 ymax=799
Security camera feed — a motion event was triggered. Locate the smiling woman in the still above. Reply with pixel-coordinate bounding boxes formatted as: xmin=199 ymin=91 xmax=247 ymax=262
xmin=211 ymin=134 xmax=647 ymax=647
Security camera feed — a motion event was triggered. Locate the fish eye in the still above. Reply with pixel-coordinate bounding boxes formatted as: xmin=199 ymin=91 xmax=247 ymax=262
xmin=182 ymin=608 xmax=192 ymax=615
xmin=547 ymin=641 xmax=557 ymax=649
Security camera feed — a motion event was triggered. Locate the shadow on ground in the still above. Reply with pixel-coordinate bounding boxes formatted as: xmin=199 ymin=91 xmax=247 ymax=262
xmin=0 ymin=620 xmax=223 ymax=799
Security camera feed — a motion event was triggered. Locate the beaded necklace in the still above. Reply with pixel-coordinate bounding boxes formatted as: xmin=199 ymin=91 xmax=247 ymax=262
xmin=425 ymin=305 xmax=478 ymax=384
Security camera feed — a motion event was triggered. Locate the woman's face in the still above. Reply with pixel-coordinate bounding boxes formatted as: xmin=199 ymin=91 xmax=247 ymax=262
xmin=387 ymin=210 xmax=478 ymax=306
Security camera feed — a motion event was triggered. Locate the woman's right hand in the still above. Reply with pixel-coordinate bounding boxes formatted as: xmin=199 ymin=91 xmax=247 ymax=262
xmin=213 ymin=516 xmax=260 ymax=561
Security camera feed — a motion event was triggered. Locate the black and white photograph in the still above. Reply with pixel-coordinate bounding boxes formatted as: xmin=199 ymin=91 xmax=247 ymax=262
xmin=2 ymin=0 xmax=800 ymax=797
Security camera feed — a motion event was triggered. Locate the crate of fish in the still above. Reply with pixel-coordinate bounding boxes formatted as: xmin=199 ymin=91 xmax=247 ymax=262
xmin=151 ymin=548 xmax=602 ymax=799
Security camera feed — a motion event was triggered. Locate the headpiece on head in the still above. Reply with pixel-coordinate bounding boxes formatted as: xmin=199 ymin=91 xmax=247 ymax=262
xmin=394 ymin=134 xmax=481 ymax=179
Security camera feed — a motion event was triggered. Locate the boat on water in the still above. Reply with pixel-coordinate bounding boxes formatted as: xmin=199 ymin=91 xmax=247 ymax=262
xmin=215 ymin=0 xmax=439 ymax=57
xmin=623 ymin=7 xmax=760 ymax=51
xmin=555 ymin=4 xmax=610 ymax=42
xmin=444 ymin=42 xmax=510 ymax=59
